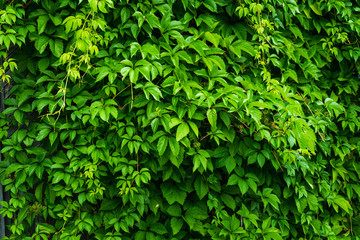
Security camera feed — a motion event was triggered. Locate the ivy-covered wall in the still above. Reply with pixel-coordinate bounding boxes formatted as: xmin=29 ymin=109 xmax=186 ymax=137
xmin=1 ymin=0 xmax=360 ymax=239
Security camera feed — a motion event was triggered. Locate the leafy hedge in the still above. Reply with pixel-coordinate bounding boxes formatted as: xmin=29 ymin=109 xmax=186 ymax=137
xmin=1 ymin=0 xmax=360 ymax=239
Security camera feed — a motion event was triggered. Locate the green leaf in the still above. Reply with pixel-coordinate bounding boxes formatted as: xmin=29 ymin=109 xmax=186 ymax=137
xmin=307 ymin=194 xmax=318 ymax=211
xmin=230 ymin=40 xmax=255 ymax=57
xmin=35 ymin=36 xmax=50 ymax=54
xmin=188 ymin=121 xmax=199 ymax=137
xmin=15 ymin=169 xmax=27 ymax=188
xmin=176 ymin=122 xmax=190 ymax=141
xmin=135 ymin=231 xmax=146 ymax=240
xmin=14 ymin=110 xmax=23 ymax=123
xmin=208 ymin=55 xmax=226 ymax=70
xmin=221 ymin=193 xmax=236 ymax=210
xmin=238 ymin=178 xmax=249 ymax=195
xmin=247 ymin=179 xmax=257 ymax=193
xmin=37 ymin=15 xmax=50 ymax=34
xmin=169 ymin=137 xmax=180 ymax=156
xmin=18 ymin=89 xmax=34 ymax=106
xmin=204 ymin=32 xmax=221 ymax=47
xmin=49 ymin=132 xmax=59 ymax=145
xmin=257 ymin=153 xmax=265 ymax=168
xmin=78 ymin=193 xmax=87 ymax=205
xmin=310 ymin=3 xmax=322 ymax=16
xmin=161 ymin=183 xmax=187 ymax=205
xmin=249 ymin=108 xmax=261 ymax=125
xmin=203 ymin=0 xmax=217 ymax=12
xmin=100 ymin=199 xmax=121 ymax=211
xmin=157 ymin=136 xmax=168 ymax=156
xmin=225 ymin=156 xmax=236 ymax=173
xmin=36 ymin=128 xmax=51 ymax=141
xmin=35 ymin=165 xmax=44 ymax=179
xmin=167 ymin=204 xmax=182 ymax=217
xmin=52 ymin=171 xmax=64 ymax=184
xmin=289 ymin=26 xmax=303 ymax=40
xmin=219 ymin=111 xmax=231 ymax=127
xmin=142 ymin=43 xmax=160 ymax=59
xmin=96 ymin=68 xmax=110 ymax=82
xmin=189 ymin=41 xmax=208 ymax=56
xmin=170 ymin=151 xmax=184 ymax=168
xmin=150 ymin=223 xmax=167 ymax=235
xmin=37 ymin=223 xmax=56 ymax=234
xmin=207 ymin=108 xmax=217 ymax=128
xmin=333 ymin=195 xmax=352 ymax=213
xmin=146 ymin=85 xmax=163 ymax=101
xmin=99 ymin=109 xmax=109 ymax=122
xmin=49 ymin=39 xmax=64 ymax=58
xmin=35 ymin=182 xmax=44 ymax=203
xmin=50 ymin=13 xmax=62 ymax=26
xmin=227 ymin=174 xmax=240 ymax=185
xmin=121 ymin=7 xmax=130 ymax=23
xmin=176 ymin=50 xmax=193 ymax=64
xmin=171 ymin=217 xmax=184 ymax=235
xmin=185 ymin=206 xmax=208 ymax=220
xmin=194 ymin=175 xmax=208 ymax=200
xmin=129 ymin=68 xmax=139 ymax=83
xmin=284 ymin=69 xmax=298 ymax=82
xmin=295 ymin=197 xmax=307 ymax=213
xmin=38 ymin=58 xmax=50 ymax=72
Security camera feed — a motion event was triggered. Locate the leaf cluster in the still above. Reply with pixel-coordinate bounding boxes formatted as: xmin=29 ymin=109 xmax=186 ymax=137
xmin=1 ymin=0 xmax=360 ymax=239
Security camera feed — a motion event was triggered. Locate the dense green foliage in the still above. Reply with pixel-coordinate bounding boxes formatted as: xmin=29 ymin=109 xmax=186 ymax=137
xmin=1 ymin=0 xmax=360 ymax=239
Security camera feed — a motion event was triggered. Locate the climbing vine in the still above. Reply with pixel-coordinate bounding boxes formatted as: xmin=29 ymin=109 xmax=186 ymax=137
xmin=1 ymin=0 xmax=360 ymax=239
